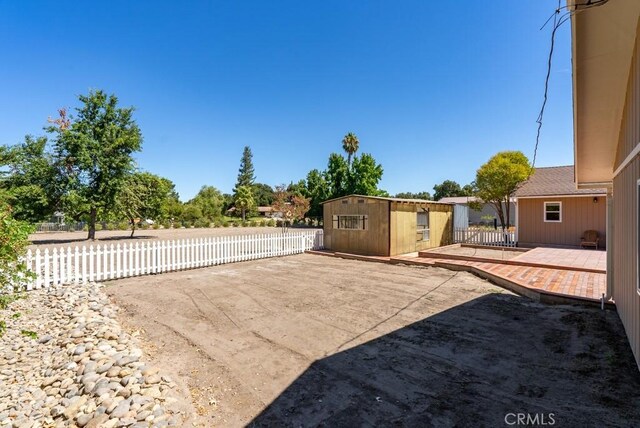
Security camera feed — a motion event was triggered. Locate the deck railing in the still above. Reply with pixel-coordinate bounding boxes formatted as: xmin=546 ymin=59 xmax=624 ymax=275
xmin=454 ymin=228 xmax=516 ymax=247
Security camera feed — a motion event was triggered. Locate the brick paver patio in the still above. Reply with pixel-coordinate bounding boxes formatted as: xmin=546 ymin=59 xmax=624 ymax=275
xmin=391 ymin=256 xmax=606 ymax=302
xmin=308 ymin=247 xmax=608 ymax=303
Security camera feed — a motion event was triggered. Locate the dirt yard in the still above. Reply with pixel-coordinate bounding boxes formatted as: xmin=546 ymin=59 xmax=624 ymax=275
xmin=29 ymin=227 xmax=315 ymax=250
xmin=105 ymin=254 xmax=640 ymax=427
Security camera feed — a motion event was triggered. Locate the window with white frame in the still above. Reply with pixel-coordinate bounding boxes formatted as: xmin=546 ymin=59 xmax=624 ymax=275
xmin=544 ymin=202 xmax=562 ymax=222
xmin=332 ymin=215 xmax=367 ymax=230
xmin=417 ymin=210 xmax=430 ymax=241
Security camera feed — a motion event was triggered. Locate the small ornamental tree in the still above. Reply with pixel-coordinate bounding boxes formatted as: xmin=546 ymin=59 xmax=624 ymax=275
xmin=272 ymin=185 xmax=310 ymax=230
xmin=474 ymin=151 xmax=531 ymax=230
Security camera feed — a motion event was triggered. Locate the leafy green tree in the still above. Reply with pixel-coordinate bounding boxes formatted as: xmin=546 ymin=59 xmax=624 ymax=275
xmin=234 ymin=185 xmax=255 ymax=221
xmin=221 ymin=193 xmax=234 ymax=213
xmin=325 ymin=153 xmax=350 ymax=198
xmin=395 ymin=191 xmax=432 ymax=200
xmin=157 ymin=180 xmax=182 ymax=222
xmin=47 ymin=90 xmax=142 ymax=240
xmin=189 ymin=185 xmax=224 ymax=221
xmin=287 ymin=180 xmax=307 ymax=198
xmin=234 ymin=146 xmax=255 ymax=192
xmin=252 ymin=183 xmax=275 ymax=207
xmin=348 ymin=153 xmax=384 ymax=195
xmin=0 ymin=136 xmax=57 ymax=222
xmin=341 ymin=132 xmax=359 ymax=166
xmin=433 ymin=180 xmax=465 ymax=201
xmin=461 ymin=184 xmax=475 ymax=196
xmin=305 ymin=169 xmax=330 ymax=217
xmin=116 ymin=172 xmax=172 ymax=237
xmin=475 ymin=151 xmax=531 ymax=230
xmin=181 ymin=204 xmax=203 ymax=224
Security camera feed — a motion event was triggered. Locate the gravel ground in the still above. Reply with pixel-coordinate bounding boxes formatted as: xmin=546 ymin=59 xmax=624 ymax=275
xmin=0 ymin=283 xmax=187 ymax=427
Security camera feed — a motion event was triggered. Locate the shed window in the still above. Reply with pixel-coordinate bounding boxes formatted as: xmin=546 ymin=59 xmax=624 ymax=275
xmin=332 ymin=215 xmax=367 ymax=230
xmin=417 ymin=210 xmax=430 ymax=241
xmin=544 ymin=202 xmax=562 ymax=222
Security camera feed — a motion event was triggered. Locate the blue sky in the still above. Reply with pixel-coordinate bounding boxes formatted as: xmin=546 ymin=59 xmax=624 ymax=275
xmin=0 ymin=1 xmax=573 ymax=201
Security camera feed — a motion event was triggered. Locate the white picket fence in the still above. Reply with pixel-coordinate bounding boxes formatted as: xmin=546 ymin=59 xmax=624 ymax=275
xmin=454 ymin=228 xmax=516 ymax=247
xmin=24 ymin=230 xmax=324 ymax=290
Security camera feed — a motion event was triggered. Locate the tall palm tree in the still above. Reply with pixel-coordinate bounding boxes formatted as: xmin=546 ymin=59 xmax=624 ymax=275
xmin=341 ymin=132 xmax=359 ymax=166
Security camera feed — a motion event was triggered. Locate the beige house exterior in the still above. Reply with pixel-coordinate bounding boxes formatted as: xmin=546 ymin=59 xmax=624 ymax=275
xmin=570 ymin=0 xmax=640 ymax=368
xmin=515 ymin=166 xmax=606 ymax=248
xmin=322 ymin=195 xmax=453 ymax=256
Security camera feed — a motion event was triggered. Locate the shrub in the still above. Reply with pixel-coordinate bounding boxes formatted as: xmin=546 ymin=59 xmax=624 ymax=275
xmin=152 ymin=222 xmax=161 ymax=230
xmin=194 ymin=218 xmax=209 ymax=228
xmin=267 ymin=219 xmax=276 ymax=227
xmin=0 ymin=205 xmax=34 ymax=294
xmin=222 ymin=221 xmax=229 ymax=228
xmin=232 ymin=221 xmax=240 ymax=227
xmin=182 ymin=221 xmax=192 ymax=229
xmin=95 ymin=223 xmax=103 ymax=231
xmin=162 ymin=220 xmax=172 ymax=229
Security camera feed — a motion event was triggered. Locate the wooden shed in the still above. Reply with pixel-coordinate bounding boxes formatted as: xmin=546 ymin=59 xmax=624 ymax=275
xmin=322 ymin=195 xmax=454 ymax=256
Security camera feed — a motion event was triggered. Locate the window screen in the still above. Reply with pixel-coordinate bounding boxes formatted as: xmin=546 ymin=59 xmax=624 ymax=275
xmin=544 ymin=202 xmax=562 ymax=222
xmin=332 ymin=215 xmax=367 ymax=230
xmin=417 ymin=210 xmax=430 ymax=241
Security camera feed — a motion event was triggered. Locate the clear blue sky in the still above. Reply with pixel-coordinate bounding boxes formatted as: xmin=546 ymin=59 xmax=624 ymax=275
xmin=0 ymin=1 xmax=573 ymax=201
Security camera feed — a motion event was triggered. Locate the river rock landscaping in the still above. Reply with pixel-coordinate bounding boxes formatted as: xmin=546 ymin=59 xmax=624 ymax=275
xmin=0 ymin=283 xmax=181 ymax=427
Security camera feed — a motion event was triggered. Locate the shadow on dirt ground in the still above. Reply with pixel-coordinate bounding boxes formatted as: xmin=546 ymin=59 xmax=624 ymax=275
xmin=250 ymin=293 xmax=640 ymax=427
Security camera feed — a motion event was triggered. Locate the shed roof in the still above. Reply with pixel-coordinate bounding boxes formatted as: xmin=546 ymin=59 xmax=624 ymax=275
xmin=514 ymin=166 xmax=607 ymax=198
xmin=321 ymin=194 xmax=452 ymax=205
xmin=438 ymin=196 xmax=479 ymax=204
xmin=439 ymin=196 xmax=516 ymax=204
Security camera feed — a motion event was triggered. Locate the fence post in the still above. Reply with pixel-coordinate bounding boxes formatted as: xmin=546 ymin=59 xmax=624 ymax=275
xmin=80 ymin=246 xmax=87 ymax=284
xmin=43 ymin=249 xmax=50 ymax=288
xmin=35 ymin=249 xmax=42 ymax=290
xmin=51 ymin=247 xmax=60 ymax=285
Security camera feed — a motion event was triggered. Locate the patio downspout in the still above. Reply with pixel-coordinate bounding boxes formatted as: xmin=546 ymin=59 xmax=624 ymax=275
xmin=602 ymin=189 xmax=614 ymax=310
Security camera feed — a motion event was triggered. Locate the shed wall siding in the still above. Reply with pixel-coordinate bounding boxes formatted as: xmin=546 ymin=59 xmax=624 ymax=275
xmin=612 ymin=26 xmax=640 ymax=369
xmin=322 ymin=197 xmax=390 ymax=256
xmin=517 ymin=197 xmax=606 ymax=248
xmin=389 ymin=202 xmax=453 ymax=255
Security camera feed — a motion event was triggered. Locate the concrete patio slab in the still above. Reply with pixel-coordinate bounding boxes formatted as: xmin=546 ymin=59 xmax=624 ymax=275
xmin=512 ymin=247 xmax=606 ymax=271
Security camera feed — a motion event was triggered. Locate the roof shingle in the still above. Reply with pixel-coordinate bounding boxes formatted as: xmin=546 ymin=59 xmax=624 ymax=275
xmin=515 ymin=166 xmax=606 ymax=197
